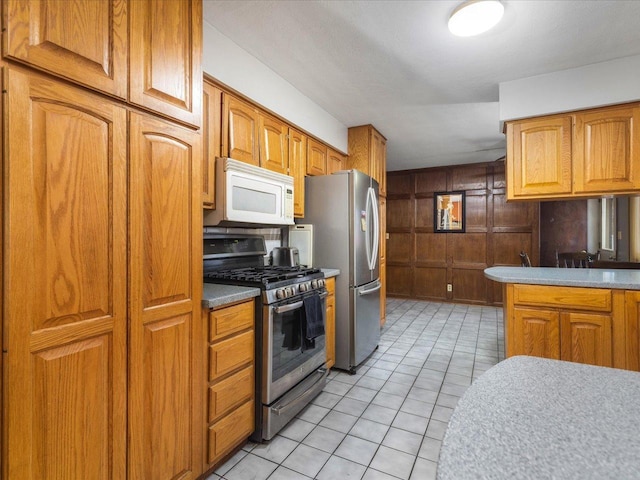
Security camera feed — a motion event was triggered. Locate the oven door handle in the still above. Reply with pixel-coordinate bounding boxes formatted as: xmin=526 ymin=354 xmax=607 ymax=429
xmin=273 ymin=291 xmax=328 ymax=314
xmin=272 ymin=368 xmax=329 ymax=416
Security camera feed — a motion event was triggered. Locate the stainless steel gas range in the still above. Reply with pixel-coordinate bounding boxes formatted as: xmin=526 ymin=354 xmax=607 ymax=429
xmin=203 ymin=233 xmax=328 ymax=441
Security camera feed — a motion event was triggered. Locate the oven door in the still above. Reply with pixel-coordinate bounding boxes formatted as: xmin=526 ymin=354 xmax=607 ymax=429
xmin=263 ymin=291 xmax=328 ymax=405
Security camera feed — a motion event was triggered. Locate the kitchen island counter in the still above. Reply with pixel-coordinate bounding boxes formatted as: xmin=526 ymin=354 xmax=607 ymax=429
xmin=438 ymin=355 xmax=640 ymax=480
xmin=202 ymin=283 xmax=260 ymax=309
xmin=485 ymin=266 xmax=640 ymax=290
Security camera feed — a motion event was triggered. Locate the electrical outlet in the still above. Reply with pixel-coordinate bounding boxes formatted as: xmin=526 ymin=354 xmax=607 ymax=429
xmin=447 ymin=283 xmax=452 ymax=292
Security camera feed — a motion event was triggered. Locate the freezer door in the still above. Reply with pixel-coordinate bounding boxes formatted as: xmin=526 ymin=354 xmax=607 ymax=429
xmin=352 ymin=279 xmax=381 ymax=367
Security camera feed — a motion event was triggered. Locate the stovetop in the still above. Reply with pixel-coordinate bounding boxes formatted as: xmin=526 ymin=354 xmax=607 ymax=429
xmin=204 ymin=265 xmax=323 ymax=288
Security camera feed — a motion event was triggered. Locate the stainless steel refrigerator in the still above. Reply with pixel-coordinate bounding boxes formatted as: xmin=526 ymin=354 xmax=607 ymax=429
xmin=304 ymin=170 xmax=381 ymax=373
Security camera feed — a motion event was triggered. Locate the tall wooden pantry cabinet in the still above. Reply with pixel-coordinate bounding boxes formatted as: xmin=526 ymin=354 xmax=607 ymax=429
xmin=1 ymin=1 xmax=203 ymax=479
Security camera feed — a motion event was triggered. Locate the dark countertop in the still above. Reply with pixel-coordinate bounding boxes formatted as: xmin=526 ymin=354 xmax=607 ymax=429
xmin=438 ymin=356 xmax=640 ymax=480
xmin=485 ymin=266 xmax=640 ymax=290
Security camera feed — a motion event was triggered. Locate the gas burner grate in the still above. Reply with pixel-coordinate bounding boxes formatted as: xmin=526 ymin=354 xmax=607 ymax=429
xmin=204 ymin=266 xmax=322 ymax=286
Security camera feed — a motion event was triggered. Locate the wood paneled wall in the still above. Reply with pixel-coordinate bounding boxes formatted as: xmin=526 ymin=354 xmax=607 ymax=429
xmin=386 ymin=161 xmax=539 ymax=305
xmin=539 ymin=200 xmax=588 ymax=266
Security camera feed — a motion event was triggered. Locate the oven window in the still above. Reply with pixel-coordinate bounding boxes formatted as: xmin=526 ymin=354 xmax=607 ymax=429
xmin=271 ymin=301 xmax=326 ymax=383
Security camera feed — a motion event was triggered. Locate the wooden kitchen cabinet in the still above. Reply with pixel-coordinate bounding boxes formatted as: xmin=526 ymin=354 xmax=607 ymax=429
xmin=573 ymin=103 xmax=640 ymax=193
xmin=347 ymin=124 xmax=387 ymax=196
xmin=203 ymin=81 xmax=223 ymax=209
xmin=3 ymin=0 xmax=128 ymax=98
xmin=379 ymin=197 xmax=387 ymax=326
xmin=505 ymin=114 xmax=573 ymax=199
xmin=506 ymin=102 xmax=640 ymax=200
xmin=128 ymin=112 xmax=203 ymax=480
xmin=325 ymin=278 xmax=336 ymax=369
xmin=505 ymin=284 xmax=624 ymax=368
xmin=129 ymin=0 xmax=202 ymax=127
xmin=222 ymin=93 xmax=260 ymax=166
xmin=4 ymin=68 xmax=128 ymax=480
xmin=259 ymin=113 xmax=289 ymax=175
xmin=204 ymin=299 xmax=255 ymax=470
xmin=307 ymin=137 xmax=328 ymax=176
xmin=289 ymin=127 xmax=308 ymax=217
xmin=625 ymin=291 xmax=640 ymax=371
xmin=327 ymin=147 xmax=346 ymax=174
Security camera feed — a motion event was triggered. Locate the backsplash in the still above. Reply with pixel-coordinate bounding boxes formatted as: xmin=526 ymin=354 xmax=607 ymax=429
xmin=203 ymin=226 xmax=284 ymax=264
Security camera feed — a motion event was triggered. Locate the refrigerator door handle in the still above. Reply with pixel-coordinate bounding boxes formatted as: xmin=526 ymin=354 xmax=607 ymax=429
xmin=365 ymin=187 xmax=379 ymax=271
xmin=358 ymin=282 xmax=382 ymax=296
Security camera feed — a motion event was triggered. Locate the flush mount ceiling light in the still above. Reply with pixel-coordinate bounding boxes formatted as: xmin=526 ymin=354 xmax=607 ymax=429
xmin=448 ymin=0 xmax=504 ymax=37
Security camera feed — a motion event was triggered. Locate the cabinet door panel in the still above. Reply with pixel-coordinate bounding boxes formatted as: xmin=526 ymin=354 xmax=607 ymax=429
xmin=129 ymin=0 xmax=202 ymax=126
xmin=512 ymin=308 xmax=560 ymax=359
xmin=289 ymin=127 xmax=307 ymax=217
xmin=259 ymin=114 xmax=289 ymax=174
xmin=5 ymin=0 xmax=127 ymax=98
xmin=574 ymin=105 xmax=640 ymax=193
xmin=5 ymin=69 xmax=127 ymax=479
xmin=129 ymin=113 xmax=202 ymax=479
xmin=626 ymin=291 xmax=640 ymax=371
xmin=203 ymin=82 xmax=222 ymax=209
xmin=561 ymin=312 xmax=612 ymax=367
xmin=327 ymin=148 xmax=345 ymax=174
xmin=307 ymin=137 xmax=327 ymax=176
xmin=222 ymin=94 xmax=259 ymax=166
xmin=507 ymin=116 xmax=572 ymax=199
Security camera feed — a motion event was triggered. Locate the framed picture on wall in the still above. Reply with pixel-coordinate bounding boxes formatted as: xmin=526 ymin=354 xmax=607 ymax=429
xmin=434 ymin=191 xmax=465 ymax=233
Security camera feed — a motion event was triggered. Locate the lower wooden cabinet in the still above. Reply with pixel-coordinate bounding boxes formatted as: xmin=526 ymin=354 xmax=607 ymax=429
xmin=325 ymin=278 xmax=336 ymax=369
xmin=625 ymin=291 xmax=640 ymax=371
xmin=204 ymin=299 xmax=256 ymax=471
xmin=505 ymin=284 xmax=625 ymax=369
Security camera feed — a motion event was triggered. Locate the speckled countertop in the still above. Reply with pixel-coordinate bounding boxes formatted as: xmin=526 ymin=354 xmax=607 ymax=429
xmin=437 ymin=356 xmax=640 ymax=480
xmin=485 ymin=266 xmax=640 ymax=290
xmin=202 ymin=284 xmax=260 ymax=309
xmin=321 ymin=268 xmax=340 ymax=278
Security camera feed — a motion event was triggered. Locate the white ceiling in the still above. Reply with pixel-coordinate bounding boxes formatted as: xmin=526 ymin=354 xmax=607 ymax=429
xmin=202 ymin=0 xmax=640 ymax=172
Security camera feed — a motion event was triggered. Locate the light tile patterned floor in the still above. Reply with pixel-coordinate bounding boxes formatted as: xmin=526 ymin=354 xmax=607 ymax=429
xmin=207 ymin=298 xmax=505 ymax=480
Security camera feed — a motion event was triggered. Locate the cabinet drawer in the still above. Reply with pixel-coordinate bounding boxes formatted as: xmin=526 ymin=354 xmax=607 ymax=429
xmin=209 ymin=300 xmax=254 ymax=342
xmin=209 ymin=329 xmax=254 ymax=381
xmin=208 ymin=400 xmax=254 ymax=466
xmin=513 ymin=285 xmax=611 ymax=312
xmin=209 ymin=365 xmax=254 ymax=423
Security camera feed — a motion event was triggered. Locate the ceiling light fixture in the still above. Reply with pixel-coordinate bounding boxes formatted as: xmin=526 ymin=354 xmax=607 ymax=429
xmin=448 ymin=0 xmax=504 ymax=37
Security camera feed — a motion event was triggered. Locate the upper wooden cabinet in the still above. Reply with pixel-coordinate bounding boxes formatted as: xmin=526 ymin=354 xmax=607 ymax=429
xmin=222 ymin=93 xmax=260 ymax=166
xmin=289 ymin=128 xmax=307 ymax=217
xmin=3 ymin=0 xmax=128 ymax=98
xmin=506 ymin=115 xmax=573 ymax=199
xmin=327 ymin=148 xmax=346 ymax=174
xmin=4 ymin=0 xmax=203 ymax=127
xmin=347 ymin=124 xmax=387 ymax=196
xmin=506 ymin=102 xmax=640 ymax=200
xmin=259 ymin=113 xmax=289 ymax=175
xmin=307 ymin=137 xmax=327 ymax=176
xmin=129 ymin=0 xmax=202 ymax=127
xmin=203 ymin=82 xmax=222 ymax=209
xmin=573 ymin=103 xmax=640 ymax=193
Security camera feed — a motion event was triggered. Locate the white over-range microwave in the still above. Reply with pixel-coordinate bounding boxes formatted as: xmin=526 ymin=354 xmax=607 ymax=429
xmin=203 ymin=157 xmax=294 ymax=226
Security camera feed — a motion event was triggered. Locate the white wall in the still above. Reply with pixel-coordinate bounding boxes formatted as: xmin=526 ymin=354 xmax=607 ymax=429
xmin=499 ymin=54 xmax=640 ymax=121
xmin=202 ymin=22 xmax=348 ymax=153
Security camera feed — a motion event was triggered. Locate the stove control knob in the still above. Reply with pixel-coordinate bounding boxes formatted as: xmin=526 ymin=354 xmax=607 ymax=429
xmin=318 ymin=279 xmax=325 ymax=287
xmin=276 ymin=289 xmax=285 ymax=299
xmin=288 ymin=287 xmax=295 ymax=297
xmin=300 ymin=283 xmax=308 ymax=292
xmin=311 ymin=280 xmax=318 ymax=288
